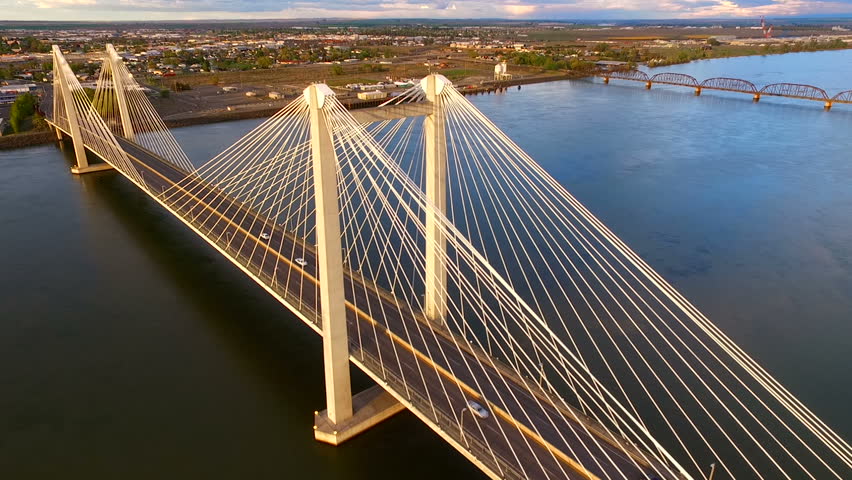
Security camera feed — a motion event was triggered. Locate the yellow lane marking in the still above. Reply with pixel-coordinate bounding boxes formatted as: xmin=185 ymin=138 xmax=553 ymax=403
xmin=350 ymin=307 xmax=602 ymax=480
xmin=125 ymin=150 xmax=613 ymax=480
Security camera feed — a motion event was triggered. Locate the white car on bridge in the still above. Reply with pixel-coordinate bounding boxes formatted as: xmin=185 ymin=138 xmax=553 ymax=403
xmin=467 ymin=400 xmax=489 ymax=419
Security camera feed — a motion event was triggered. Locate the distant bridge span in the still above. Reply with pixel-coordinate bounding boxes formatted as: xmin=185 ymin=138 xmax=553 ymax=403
xmin=832 ymin=90 xmax=852 ymax=104
xmin=650 ymin=73 xmax=699 ymax=87
xmin=598 ymin=70 xmax=845 ymax=108
xmin=700 ymin=77 xmax=758 ymax=94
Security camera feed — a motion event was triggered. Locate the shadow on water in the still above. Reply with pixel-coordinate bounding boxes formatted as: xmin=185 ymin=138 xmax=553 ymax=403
xmin=11 ymin=65 xmax=850 ymax=477
xmin=63 ymin=158 xmax=483 ymax=479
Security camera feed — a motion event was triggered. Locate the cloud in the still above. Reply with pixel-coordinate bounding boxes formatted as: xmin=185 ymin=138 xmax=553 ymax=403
xmin=30 ymin=0 xmax=95 ymax=8
xmin=504 ymin=4 xmax=538 ymax=16
xmin=2 ymin=0 xmax=852 ymax=20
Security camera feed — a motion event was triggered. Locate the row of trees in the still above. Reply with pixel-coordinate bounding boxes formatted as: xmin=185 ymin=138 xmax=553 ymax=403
xmin=761 ymin=38 xmax=848 ymax=55
xmin=7 ymin=93 xmax=46 ymax=134
xmin=0 ymin=37 xmax=51 ymax=55
xmin=0 ymin=60 xmax=51 ymax=82
xmin=508 ymin=51 xmax=596 ymax=72
xmin=650 ymin=38 xmax=850 ymax=67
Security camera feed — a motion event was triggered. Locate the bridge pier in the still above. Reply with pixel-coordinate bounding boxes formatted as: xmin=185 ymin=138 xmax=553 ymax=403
xmin=825 ymin=101 xmax=832 ymax=111
xmin=53 ymin=46 xmax=115 ymax=175
xmin=314 ymin=384 xmax=406 ymax=445
xmin=753 ymin=93 xmax=761 ymax=102
xmin=603 ymin=77 xmax=609 ymax=84
xmin=695 ymin=87 xmax=702 ymax=96
xmin=307 ymin=83 xmax=403 ymax=445
xmin=307 ymin=83 xmax=354 ymax=427
xmin=423 ymin=74 xmax=449 ymax=326
xmin=71 ymin=163 xmax=116 ymax=174
xmin=645 ymin=81 xmax=652 ymax=90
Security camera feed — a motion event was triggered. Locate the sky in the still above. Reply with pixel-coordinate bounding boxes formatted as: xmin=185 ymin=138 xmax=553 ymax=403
xmin=1 ymin=0 xmax=852 ymax=22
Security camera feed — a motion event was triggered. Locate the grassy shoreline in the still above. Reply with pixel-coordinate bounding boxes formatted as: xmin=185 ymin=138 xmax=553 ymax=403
xmin=645 ymin=38 xmax=852 ymax=67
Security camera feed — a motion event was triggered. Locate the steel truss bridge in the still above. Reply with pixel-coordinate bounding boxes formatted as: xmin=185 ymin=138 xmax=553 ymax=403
xmin=599 ymin=70 xmax=852 ymax=109
xmin=46 ymin=45 xmax=852 ymax=480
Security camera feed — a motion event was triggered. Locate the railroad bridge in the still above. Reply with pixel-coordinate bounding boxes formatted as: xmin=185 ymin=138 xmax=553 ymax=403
xmin=600 ymin=69 xmax=852 ymax=109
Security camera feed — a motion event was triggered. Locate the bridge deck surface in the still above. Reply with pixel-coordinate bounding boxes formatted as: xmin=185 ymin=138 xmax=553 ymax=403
xmin=74 ymin=133 xmax=666 ymax=480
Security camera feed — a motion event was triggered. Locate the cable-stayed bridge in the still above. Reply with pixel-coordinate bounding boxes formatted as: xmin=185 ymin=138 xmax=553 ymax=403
xmin=46 ymin=44 xmax=852 ymax=480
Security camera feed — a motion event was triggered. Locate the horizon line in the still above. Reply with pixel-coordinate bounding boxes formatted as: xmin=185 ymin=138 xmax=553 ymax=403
xmin=3 ymin=15 xmax=852 ymax=24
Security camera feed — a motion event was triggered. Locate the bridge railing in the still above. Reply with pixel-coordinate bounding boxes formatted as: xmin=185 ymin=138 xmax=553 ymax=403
xmin=353 ymin=345 xmax=528 ymax=480
xmin=165 ymin=197 xmax=323 ymax=330
xmin=170 ymin=182 xmax=524 ymax=479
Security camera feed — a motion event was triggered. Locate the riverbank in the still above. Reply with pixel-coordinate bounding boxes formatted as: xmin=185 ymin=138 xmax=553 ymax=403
xmin=0 ymin=71 xmax=581 ymax=151
xmin=0 ymin=129 xmax=54 ymax=150
xmin=645 ymin=38 xmax=852 ymax=68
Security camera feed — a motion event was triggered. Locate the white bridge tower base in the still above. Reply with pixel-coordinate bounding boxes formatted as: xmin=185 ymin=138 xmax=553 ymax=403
xmin=307 ymin=84 xmax=404 ymax=445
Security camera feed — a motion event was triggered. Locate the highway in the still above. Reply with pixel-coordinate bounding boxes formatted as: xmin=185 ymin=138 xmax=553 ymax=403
xmin=106 ymin=135 xmax=668 ymax=480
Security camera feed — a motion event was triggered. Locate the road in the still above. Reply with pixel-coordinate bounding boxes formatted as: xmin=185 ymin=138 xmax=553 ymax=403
xmin=104 ymin=135 xmax=669 ymax=480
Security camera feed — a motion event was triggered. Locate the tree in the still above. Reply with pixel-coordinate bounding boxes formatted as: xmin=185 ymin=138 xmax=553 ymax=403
xmin=31 ymin=114 xmax=48 ymax=131
xmin=9 ymin=93 xmax=37 ymax=133
xmin=330 ymin=64 xmax=345 ymax=75
xmin=256 ymin=56 xmax=273 ymax=69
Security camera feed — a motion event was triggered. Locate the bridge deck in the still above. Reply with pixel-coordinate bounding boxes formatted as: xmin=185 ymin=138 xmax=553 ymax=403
xmin=62 ymin=128 xmax=667 ymax=480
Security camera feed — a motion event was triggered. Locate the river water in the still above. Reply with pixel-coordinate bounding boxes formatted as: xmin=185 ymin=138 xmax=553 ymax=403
xmin=2 ymin=50 xmax=851 ymax=479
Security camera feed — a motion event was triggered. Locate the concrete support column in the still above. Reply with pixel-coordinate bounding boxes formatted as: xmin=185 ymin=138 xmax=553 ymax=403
xmin=54 ymin=48 xmax=90 ymax=172
xmin=307 ymin=83 xmax=353 ymax=426
xmin=53 ymin=66 xmax=60 ymax=132
xmin=423 ymin=74 xmax=448 ymax=325
xmin=107 ymin=45 xmax=135 ymax=141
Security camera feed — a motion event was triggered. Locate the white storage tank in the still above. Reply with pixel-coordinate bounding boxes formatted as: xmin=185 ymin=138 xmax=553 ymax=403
xmin=357 ymin=90 xmax=388 ymax=100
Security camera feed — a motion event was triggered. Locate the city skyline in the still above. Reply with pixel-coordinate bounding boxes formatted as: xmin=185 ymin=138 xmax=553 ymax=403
xmin=3 ymin=0 xmax=852 ymax=22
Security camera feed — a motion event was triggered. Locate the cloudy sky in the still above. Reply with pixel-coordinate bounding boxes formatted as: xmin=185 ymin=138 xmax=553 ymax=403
xmin=2 ymin=0 xmax=851 ymax=21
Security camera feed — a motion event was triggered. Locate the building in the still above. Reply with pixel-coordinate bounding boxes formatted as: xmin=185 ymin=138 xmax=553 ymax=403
xmin=710 ymin=35 xmax=738 ymax=43
xmin=494 ymin=61 xmax=512 ymax=81
xmin=0 ymin=84 xmax=38 ymax=105
xmin=594 ymin=60 xmax=629 ymax=71
xmin=357 ymin=90 xmax=387 ymax=100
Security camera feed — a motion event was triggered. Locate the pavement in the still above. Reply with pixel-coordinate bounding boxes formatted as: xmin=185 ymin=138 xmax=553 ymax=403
xmin=108 ymin=136 xmax=669 ymax=480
